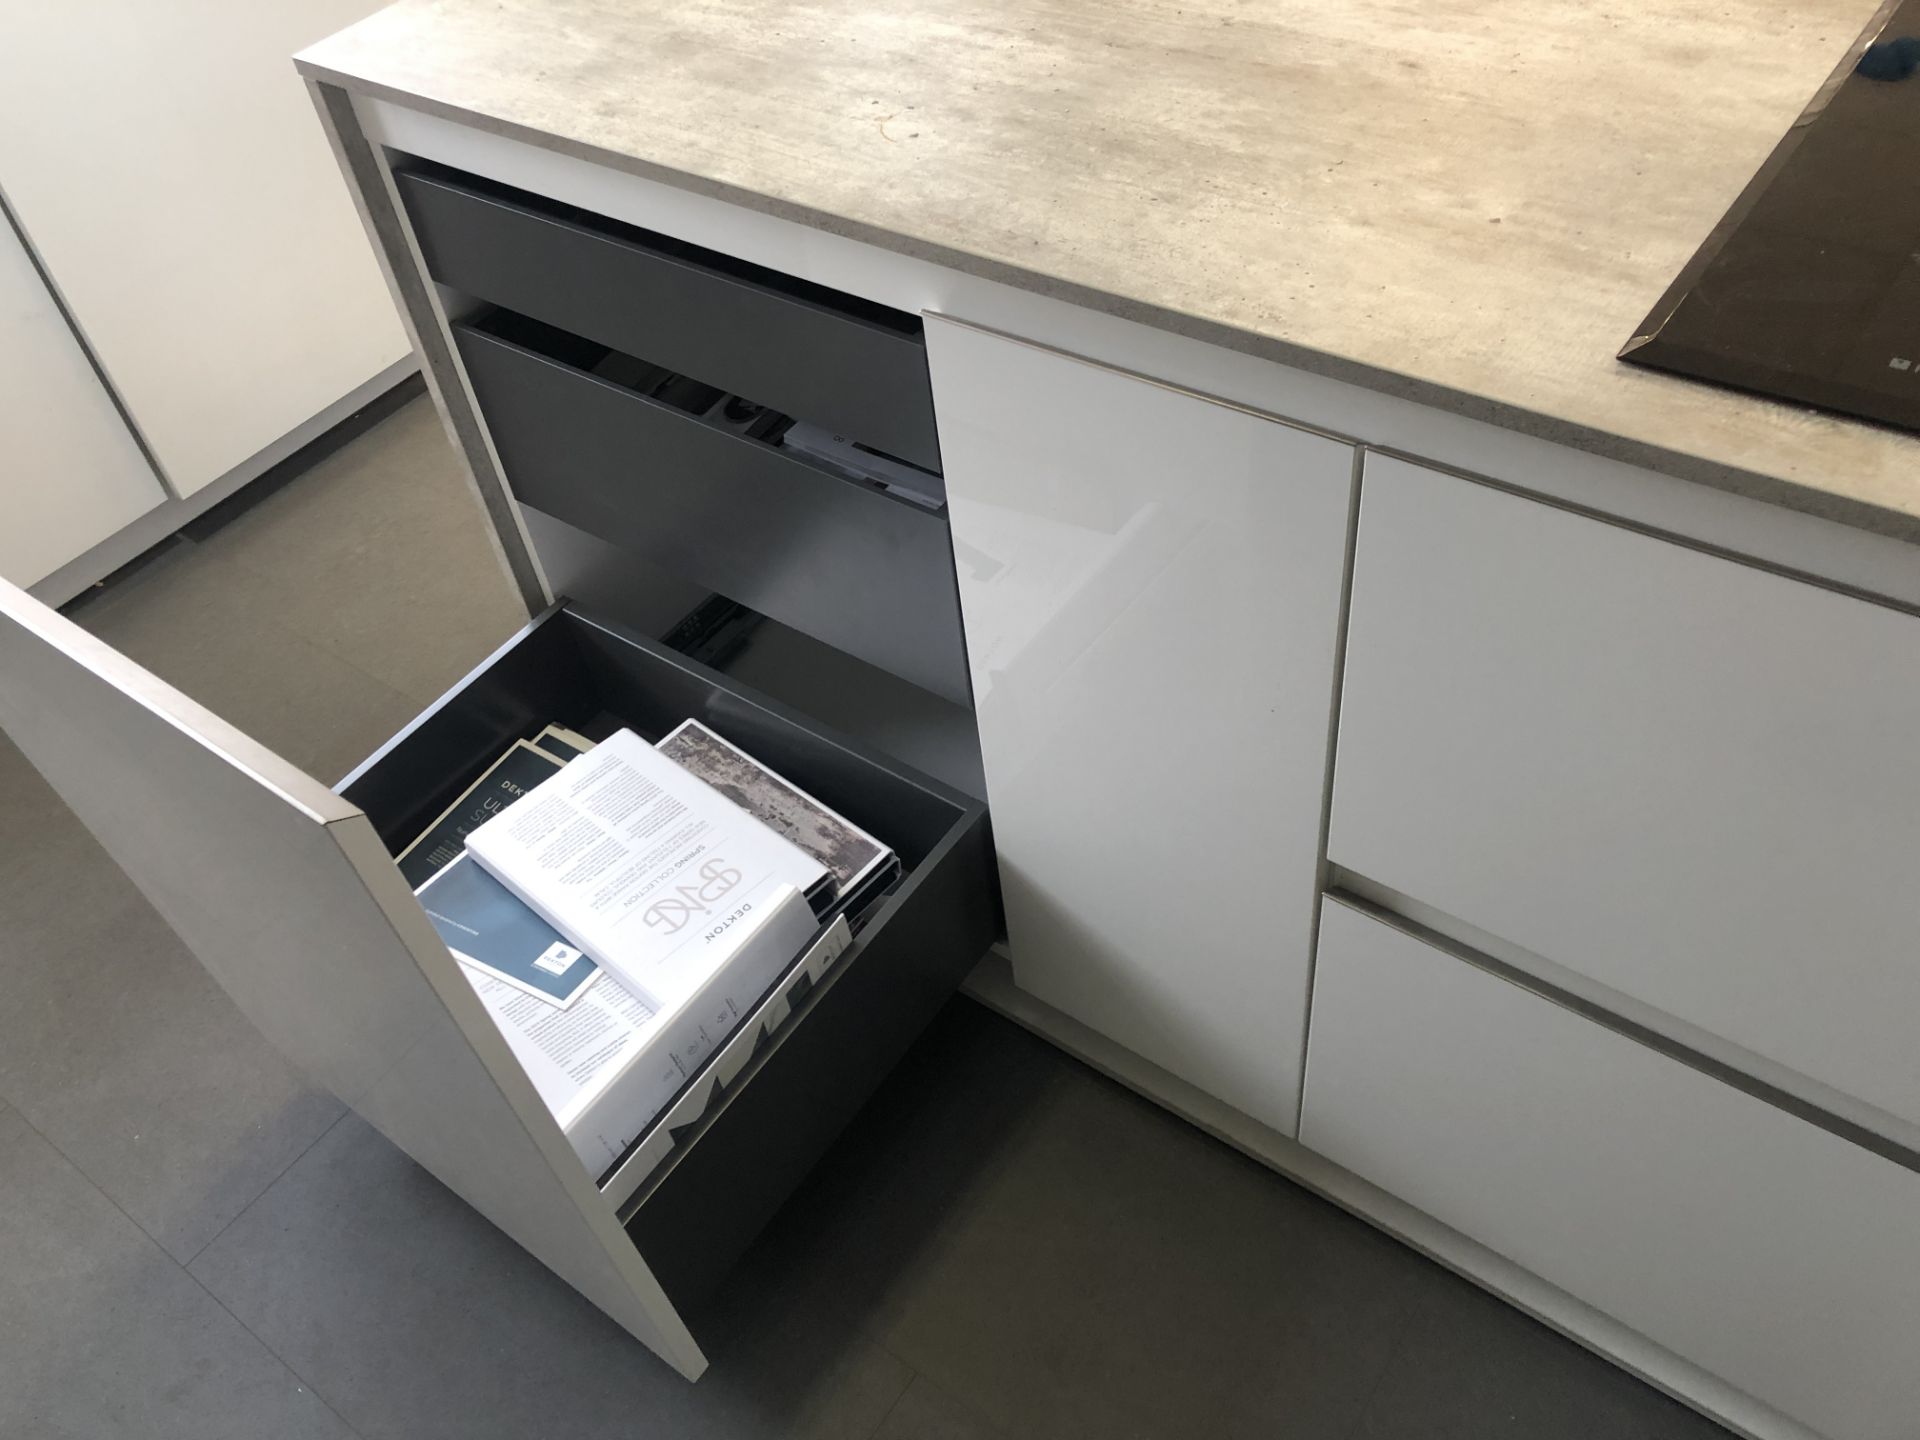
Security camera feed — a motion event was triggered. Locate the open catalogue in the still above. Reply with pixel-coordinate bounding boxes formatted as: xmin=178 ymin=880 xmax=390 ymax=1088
xmin=412 ymin=723 xmax=887 ymax=1181
xmin=463 ymin=727 xmax=833 ymax=1006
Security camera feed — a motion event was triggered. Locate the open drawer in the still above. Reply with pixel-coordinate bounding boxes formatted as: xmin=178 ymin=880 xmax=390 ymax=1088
xmin=0 ymin=582 xmax=995 ymax=1379
xmin=338 ymin=603 xmax=996 ymax=1300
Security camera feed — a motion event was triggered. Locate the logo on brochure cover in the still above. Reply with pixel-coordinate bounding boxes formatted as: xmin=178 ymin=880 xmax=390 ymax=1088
xmin=641 ymin=857 xmax=745 ymax=934
xmin=532 ymin=942 xmax=583 ymax=975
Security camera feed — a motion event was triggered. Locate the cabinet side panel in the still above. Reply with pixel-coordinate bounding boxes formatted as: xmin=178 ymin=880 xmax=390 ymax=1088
xmin=306 ymin=81 xmax=549 ymax=614
xmin=927 ymin=317 xmax=1354 ymax=1133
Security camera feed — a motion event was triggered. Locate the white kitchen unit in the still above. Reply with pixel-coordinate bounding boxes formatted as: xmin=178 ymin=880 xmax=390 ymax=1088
xmin=1329 ymin=453 xmax=1920 ymax=1150
xmin=1301 ymin=899 xmax=1920 ymax=1440
xmin=927 ymin=318 xmax=1354 ymax=1133
xmin=8 ymin=3 xmax=1920 ymax=1436
xmin=0 ymin=218 xmax=166 ymax=588
xmin=0 ymin=1 xmax=410 ymax=597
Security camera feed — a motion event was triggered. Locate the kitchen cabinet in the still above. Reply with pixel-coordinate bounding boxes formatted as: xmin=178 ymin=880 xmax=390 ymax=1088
xmin=1301 ymin=898 xmax=1920 ymax=1440
xmin=1330 ymin=453 xmax=1920 ymax=1143
xmin=0 ymin=220 xmax=166 ymax=587
xmin=927 ymin=318 xmax=1355 ymax=1134
xmin=0 ymin=1 xmax=408 ymax=497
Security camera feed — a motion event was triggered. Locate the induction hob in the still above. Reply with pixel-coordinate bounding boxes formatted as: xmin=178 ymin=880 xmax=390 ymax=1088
xmin=1621 ymin=0 xmax=1920 ymax=432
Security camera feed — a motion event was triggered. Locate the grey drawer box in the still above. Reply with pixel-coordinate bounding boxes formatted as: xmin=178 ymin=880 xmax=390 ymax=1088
xmin=396 ymin=164 xmax=942 ymax=472
xmin=452 ymin=310 xmax=973 ymax=707
xmin=0 ymin=580 xmax=994 ymax=1375
xmin=341 ymin=603 xmax=995 ymax=1312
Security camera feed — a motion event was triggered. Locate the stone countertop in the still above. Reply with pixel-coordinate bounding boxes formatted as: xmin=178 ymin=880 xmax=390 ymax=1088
xmin=299 ymin=0 xmax=1920 ymax=543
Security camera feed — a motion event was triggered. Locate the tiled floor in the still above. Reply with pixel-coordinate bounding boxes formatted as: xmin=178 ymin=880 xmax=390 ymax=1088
xmin=0 ymin=393 xmax=1734 ymax=1439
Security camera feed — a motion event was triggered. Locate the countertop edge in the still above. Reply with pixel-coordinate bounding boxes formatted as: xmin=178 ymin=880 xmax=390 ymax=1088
xmin=297 ymin=62 xmax=1920 ymax=552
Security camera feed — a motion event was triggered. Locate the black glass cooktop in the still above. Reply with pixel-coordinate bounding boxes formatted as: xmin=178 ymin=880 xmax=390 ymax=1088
xmin=1621 ymin=0 xmax=1920 ymax=431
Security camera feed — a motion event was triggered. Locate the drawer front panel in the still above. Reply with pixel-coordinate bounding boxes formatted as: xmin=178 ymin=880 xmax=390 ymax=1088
xmin=453 ymin=319 xmax=971 ymax=706
xmin=1302 ymin=900 xmax=1920 ymax=1440
xmin=1330 ymin=453 xmax=1920 ymax=1135
xmin=340 ymin=605 xmax=996 ymax=1313
xmin=398 ymin=166 xmax=941 ymax=471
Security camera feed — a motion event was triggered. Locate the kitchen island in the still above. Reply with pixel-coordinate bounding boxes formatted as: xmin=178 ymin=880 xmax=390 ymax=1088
xmin=290 ymin=7 xmax=1920 ymax=1439
xmin=21 ymin=4 xmax=1900 ymax=1437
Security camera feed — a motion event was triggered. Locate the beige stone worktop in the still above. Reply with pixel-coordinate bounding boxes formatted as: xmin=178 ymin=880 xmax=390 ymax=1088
xmin=300 ymin=0 xmax=1920 ymax=542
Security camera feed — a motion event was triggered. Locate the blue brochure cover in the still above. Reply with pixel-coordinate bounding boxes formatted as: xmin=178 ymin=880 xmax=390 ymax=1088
xmin=415 ymin=854 xmax=601 ymax=1008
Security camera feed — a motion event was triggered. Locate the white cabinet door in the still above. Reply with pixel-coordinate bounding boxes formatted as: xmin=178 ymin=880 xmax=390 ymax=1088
xmin=0 ymin=2 xmax=408 ymax=495
xmin=1302 ymin=900 xmax=1920 ymax=1440
xmin=1329 ymin=454 xmax=1920 ymax=1140
xmin=926 ymin=318 xmax=1354 ymax=1133
xmin=0 ymin=221 xmax=165 ymax=587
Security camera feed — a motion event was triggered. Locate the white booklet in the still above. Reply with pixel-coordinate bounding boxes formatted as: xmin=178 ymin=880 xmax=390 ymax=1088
xmin=463 ymin=727 xmax=830 ymax=1007
xmin=459 ymin=882 xmax=828 ymax=1173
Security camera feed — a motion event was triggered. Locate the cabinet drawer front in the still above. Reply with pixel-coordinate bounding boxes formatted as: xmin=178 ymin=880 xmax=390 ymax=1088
xmin=1302 ymin=900 xmax=1920 ymax=1440
xmin=397 ymin=165 xmax=941 ymax=471
xmin=1330 ymin=454 xmax=1920 ymax=1135
xmin=453 ymin=315 xmax=971 ymax=706
xmin=339 ymin=604 xmax=996 ymax=1313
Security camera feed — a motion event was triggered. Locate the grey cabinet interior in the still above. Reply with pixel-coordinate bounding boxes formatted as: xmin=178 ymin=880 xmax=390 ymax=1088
xmin=337 ymin=604 xmax=997 ymax=1309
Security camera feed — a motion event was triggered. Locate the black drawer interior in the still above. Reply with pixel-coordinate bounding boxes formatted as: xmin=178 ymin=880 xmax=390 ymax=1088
xmin=396 ymin=161 xmax=942 ymax=472
xmin=335 ymin=603 xmax=996 ymax=1311
xmin=453 ymin=308 xmax=973 ymax=707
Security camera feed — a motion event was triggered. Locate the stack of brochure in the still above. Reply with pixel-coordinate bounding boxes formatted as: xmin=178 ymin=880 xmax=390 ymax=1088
xmin=405 ymin=721 xmax=896 ymax=1188
xmin=654 ymin=719 xmax=901 ymax=927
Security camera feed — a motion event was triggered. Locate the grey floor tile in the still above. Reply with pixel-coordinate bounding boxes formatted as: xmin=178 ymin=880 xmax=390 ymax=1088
xmin=740 ymin=1002 xmax=1418 ymax=1440
xmin=1215 ymin=1262 xmax=1411 ymax=1440
xmin=67 ymin=536 xmax=424 ymax=784
xmin=189 ymin=1114 xmax=911 ymax=1440
xmin=872 ymin=1375 xmax=1010 ymax=1440
xmin=0 ymin=1098 xmax=352 ymax=1440
xmin=64 ymin=398 xmax=521 ymax=778
xmin=1353 ymin=1276 xmax=1735 ymax=1440
xmin=0 ymin=739 xmax=344 ymax=1263
xmin=189 ymin=398 xmax=529 ymax=707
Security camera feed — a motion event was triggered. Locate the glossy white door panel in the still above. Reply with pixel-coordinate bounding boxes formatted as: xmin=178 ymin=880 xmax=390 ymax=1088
xmin=1302 ymin=900 xmax=1920 ymax=1440
xmin=0 ymin=222 xmax=165 ymax=586
xmin=0 ymin=581 xmax=705 ymax=1378
xmin=0 ymin=2 xmax=408 ymax=494
xmin=1330 ymin=453 xmax=1920 ymax=1139
xmin=927 ymin=317 xmax=1354 ymax=1133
